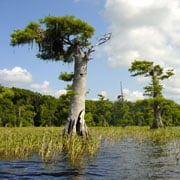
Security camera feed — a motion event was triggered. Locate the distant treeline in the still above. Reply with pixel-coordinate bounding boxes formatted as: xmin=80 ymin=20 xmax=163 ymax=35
xmin=0 ymin=85 xmax=180 ymax=127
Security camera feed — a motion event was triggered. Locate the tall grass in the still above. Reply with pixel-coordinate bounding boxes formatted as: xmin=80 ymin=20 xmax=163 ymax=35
xmin=0 ymin=127 xmax=100 ymax=163
xmin=0 ymin=127 xmax=179 ymax=163
xmin=89 ymin=126 xmax=180 ymax=146
xmin=0 ymin=127 xmax=63 ymax=161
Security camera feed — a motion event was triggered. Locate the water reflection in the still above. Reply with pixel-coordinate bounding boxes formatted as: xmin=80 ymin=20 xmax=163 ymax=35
xmin=0 ymin=138 xmax=179 ymax=179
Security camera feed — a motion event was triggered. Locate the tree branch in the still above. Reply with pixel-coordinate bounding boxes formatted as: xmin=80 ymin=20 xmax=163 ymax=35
xmin=95 ymin=32 xmax=112 ymax=46
xmin=86 ymin=32 xmax=112 ymax=58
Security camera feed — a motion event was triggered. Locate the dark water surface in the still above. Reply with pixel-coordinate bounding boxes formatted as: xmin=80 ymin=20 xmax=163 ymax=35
xmin=0 ymin=138 xmax=179 ymax=179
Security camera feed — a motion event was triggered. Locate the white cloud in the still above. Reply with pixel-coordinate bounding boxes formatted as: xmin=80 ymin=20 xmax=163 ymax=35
xmin=54 ymin=89 xmax=67 ymax=97
xmin=104 ymin=0 xmax=180 ymax=67
xmin=162 ymin=69 xmax=180 ymax=100
xmin=103 ymin=0 xmax=180 ymax=102
xmin=103 ymin=0 xmax=180 ymax=66
xmin=0 ymin=67 xmax=32 ymax=85
xmin=31 ymin=81 xmax=66 ymax=97
xmin=31 ymin=80 xmax=49 ymax=90
xmin=99 ymin=91 xmax=108 ymax=98
xmin=97 ymin=88 xmax=144 ymax=102
xmin=0 ymin=66 xmax=66 ymax=98
xmin=123 ymin=88 xmax=144 ymax=102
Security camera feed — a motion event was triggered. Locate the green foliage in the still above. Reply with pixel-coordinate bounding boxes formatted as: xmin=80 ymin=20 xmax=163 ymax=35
xmin=11 ymin=22 xmax=40 ymax=46
xmin=39 ymin=95 xmax=58 ymax=126
xmin=0 ymin=86 xmax=14 ymax=99
xmin=11 ymin=15 xmax=95 ymax=61
xmin=59 ymin=72 xmax=74 ymax=81
xmin=92 ymin=96 xmax=113 ymax=126
xmin=131 ymin=99 xmax=153 ymax=126
xmin=55 ymin=92 xmax=70 ymax=126
xmin=0 ymin=98 xmax=16 ymax=127
xmin=0 ymin=85 xmax=179 ymax=127
xmin=111 ymin=100 xmax=133 ymax=126
xmin=85 ymin=112 xmax=95 ymax=126
xmin=16 ymin=105 xmax=34 ymax=127
xmin=128 ymin=60 xmax=153 ymax=77
xmin=129 ymin=60 xmax=174 ymax=98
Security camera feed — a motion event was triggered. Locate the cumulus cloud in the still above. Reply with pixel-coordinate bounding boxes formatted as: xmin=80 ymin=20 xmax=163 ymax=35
xmin=0 ymin=66 xmax=66 ymax=98
xmin=99 ymin=91 xmax=108 ymax=98
xmin=31 ymin=80 xmax=49 ymax=90
xmin=123 ymin=88 xmax=144 ymax=102
xmin=104 ymin=0 xmax=180 ymax=67
xmin=31 ymin=81 xmax=66 ymax=97
xmin=0 ymin=66 xmax=32 ymax=85
xmin=162 ymin=69 xmax=180 ymax=100
xmin=103 ymin=0 xmax=180 ymax=102
xmin=96 ymin=88 xmax=144 ymax=102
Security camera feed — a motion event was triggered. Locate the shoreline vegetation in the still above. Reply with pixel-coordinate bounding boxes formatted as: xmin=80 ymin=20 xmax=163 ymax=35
xmin=0 ymin=127 xmax=179 ymax=164
xmin=1 ymin=85 xmax=180 ymax=128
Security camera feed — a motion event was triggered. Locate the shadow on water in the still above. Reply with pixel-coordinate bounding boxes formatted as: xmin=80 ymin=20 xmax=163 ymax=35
xmin=0 ymin=138 xmax=180 ymax=179
xmin=0 ymin=158 xmax=86 ymax=180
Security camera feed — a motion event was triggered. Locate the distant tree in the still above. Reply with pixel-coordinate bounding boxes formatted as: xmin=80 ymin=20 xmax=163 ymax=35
xmin=31 ymin=93 xmax=42 ymax=126
xmin=111 ymin=100 xmax=132 ymax=126
xmin=158 ymin=98 xmax=180 ymax=126
xmin=132 ymin=99 xmax=153 ymax=126
xmin=0 ymin=99 xmax=16 ymax=127
xmin=0 ymin=86 xmax=14 ymax=99
xmin=1 ymin=85 xmax=180 ymax=127
xmin=11 ymin=88 xmax=36 ymax=126
xmin=0 ymin=86 xmax=15 ymax=126
xmin=11 ymin=16 xmax=111 ymax=137
xmin=94 ymin=94 xmax=113 ymax=126
xmin=55 ymin=85 xmax=72 ymax=126
xmin=40 ymin=95 xmax=58 ymax=126
xmin=16 ymin=104 xmax=34 ymax=126
xmin=129 ymin=60 xmax=174 ymax=128
xmin=85 ymin=100 xmax=96 ymax=126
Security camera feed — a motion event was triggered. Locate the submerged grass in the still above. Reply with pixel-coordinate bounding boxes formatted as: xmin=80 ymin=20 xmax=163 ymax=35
xmin=0 ymin=126 xmax=179 ymax=163
xmin=0 ymin=127 xmax=63 ymax=161
xmin=0 ymin=127 xmax=100 ymax=163
xmin=90 ymin=126 xmax=180 ymax=145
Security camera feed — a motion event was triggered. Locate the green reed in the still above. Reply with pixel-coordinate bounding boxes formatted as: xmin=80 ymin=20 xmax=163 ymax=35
xmin=0 ymin=126 xmax=179 ymax=163
xmin=0 ymin=127 xmax=62 ymax=161
xmin=0 ymin=127 xmax=100 ymax=163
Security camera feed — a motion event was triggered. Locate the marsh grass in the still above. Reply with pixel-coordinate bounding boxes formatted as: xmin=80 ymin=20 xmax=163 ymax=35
xmin=0 ymin=127 xmax=100 ymax=163
xmin=62 ymin=134 xmax=99 ymax=164
xmin=89 ymin=126 xmax=180 ymax=144
xmin=0 ymin=126 xmax=179 ymax=163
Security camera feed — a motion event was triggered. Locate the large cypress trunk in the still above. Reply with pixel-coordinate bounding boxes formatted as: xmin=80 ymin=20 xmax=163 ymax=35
xmin=151 ymin=72 xmax=164 ymax=129
xmin=151 ymin=103 xmax=164 ymax=129
xmin=62 ymin=49 xmax=88 ymax=137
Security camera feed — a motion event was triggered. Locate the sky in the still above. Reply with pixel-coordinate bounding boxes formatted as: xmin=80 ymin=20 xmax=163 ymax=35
xmin=1 ymin=0 xmax=180 ymax=102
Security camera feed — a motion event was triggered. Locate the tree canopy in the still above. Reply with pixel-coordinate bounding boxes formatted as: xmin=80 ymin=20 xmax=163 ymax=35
xmin=11 ymin=16 xmax=95 ymax=61
xmin=128 ymin=60 xmax=174 ymax=97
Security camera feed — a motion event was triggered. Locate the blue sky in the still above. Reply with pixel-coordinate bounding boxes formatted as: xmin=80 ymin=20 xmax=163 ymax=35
xmin=1 ymin=0 xmax=180 ymax=102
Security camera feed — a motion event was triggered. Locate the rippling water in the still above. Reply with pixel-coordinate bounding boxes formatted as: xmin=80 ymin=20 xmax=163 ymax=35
xmin=0 ymin=138 xmax=179 ymax=179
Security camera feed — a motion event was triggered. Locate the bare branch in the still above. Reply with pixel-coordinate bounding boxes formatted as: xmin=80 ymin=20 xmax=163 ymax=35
xmin=86 ymin=32 xmax=111 ymax=57
xmin=95 ymin=32 xmax=112 ymax=46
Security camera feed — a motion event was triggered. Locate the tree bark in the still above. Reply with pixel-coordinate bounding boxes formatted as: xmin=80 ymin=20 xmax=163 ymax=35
xmin=62 ymin=49 xmax=88 ymax=137
xmin=151 ymin=71 xmax=164 ymax=129
xmin=151 ymin=104 xmax=164 ymax=129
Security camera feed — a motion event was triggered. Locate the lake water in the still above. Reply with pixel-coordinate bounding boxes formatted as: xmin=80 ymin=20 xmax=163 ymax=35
xmin=0 ymin=138 xmax=179 ymax=179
